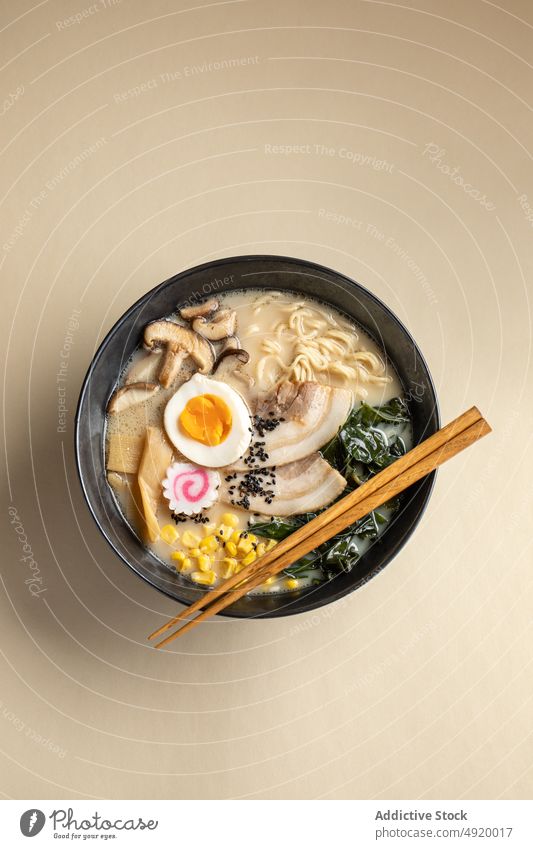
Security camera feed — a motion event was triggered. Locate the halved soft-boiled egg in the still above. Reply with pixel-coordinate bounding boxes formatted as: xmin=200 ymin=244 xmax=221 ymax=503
xmin=163 ymin=374 xmax=252 ymax=467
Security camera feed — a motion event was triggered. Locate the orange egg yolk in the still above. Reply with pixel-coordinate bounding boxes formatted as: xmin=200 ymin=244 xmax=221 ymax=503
xmin=179 ymin=394 xmax=232 ymax=446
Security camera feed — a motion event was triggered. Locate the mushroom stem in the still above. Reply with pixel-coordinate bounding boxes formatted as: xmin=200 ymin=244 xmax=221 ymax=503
xmin=158 ymin=348 xmax=188 ymax=388
xmin=143 ymin=320 xmax=215 ymax=388
xmin=212 ymin=347 xmax=254 ymax=388
xmin=192 ymin=309 xmax=237 ymax=341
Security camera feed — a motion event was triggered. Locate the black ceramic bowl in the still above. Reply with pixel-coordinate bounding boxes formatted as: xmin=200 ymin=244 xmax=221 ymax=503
xmin=75 ymin=255 xmax=439 ymax=618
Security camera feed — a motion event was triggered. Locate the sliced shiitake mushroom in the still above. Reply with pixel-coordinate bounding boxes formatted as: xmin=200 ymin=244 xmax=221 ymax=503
xmin=192 ymin=309 xmax=237 ymax=341
xmin=219 ymin=335 xmax=240 ymax=353
xmin=124 ymin=352 xmax=162 ymax=384
xmin=143 ymin=321 xmax=214 ymax=388
xmin=213 ymin=347 xmax=250 ymax=371
xmin=107 ymin=382 xmax=160 ymax=413
xmin=212 ymin=347 xmax=254 ymax=388
xmin=179 ymin=298 xmax=219 ymax=321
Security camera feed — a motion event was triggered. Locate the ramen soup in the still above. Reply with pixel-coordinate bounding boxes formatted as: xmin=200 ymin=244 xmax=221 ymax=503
xmin=105 ymin=290 xmax=412 ymax=594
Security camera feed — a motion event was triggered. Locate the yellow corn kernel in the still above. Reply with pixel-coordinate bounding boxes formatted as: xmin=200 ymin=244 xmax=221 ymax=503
xmin=256 ymin=542 xmax=267 ymax=557
xmin=181 ymin=530 xmax=201 ymax=548
xmin=191 ymin=570 xmax=216 ymax=586
xmin=247 ymin=533 xmax=257 ymax=544
xmin=266 ymin=539 xmax=277 ymax=551
xmin=196 ymin=553 xmax=212 ymax=572
xmin=225 ymin=540 xmax=238 ymax=557
xmin=171 ymin=550 xmax=186 ymax=563
xmin=216 ymin=524 xmax=233 ymax=542
xmin=286 ymin=578 xmax=299 ymax=590
xmin=237 ymin=537 xmax=254 ymax=555
xmin=189 ymin=547 xmax=202 ymax=558
xmin=180 ymin=557 xmax=193 ymax=573
xmin=221 ymin=557 xmax=238 ymax=578
xmin=241 ymin=550 xmax=256 ymax=567
xmin=203 ymin=523 xmax=216 ymax=536
xmin=222 ymin=512 xmax=239 ymax=528
xmin=160 ymin=524 xmax=179 ymax=544
xmin=200 ymin=534 xmax=218 ymax=552
xmin=230 ymin=530 xmax=241 ymax=543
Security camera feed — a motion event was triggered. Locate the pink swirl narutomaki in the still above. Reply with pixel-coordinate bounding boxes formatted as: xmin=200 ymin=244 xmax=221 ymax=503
xmin=162 ymin=462 xmax=220 ymax=515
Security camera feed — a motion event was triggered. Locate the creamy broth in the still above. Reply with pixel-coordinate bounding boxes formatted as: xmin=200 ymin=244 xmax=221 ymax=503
xmin=224 ymin=290 xmax=403 ymax=405
xmin=105 ymin=290 xmax=411 ymax=595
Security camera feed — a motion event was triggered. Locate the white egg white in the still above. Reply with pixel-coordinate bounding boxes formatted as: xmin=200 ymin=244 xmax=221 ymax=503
xmin=163 ymin=374 xmax=252 ymax=467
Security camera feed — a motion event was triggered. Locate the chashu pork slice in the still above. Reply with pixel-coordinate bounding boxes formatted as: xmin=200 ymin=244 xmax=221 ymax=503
xmin=232 ymin=381 xmax=351 ymax=471
xmin=219 ymin=453 xmax=346 ymax=516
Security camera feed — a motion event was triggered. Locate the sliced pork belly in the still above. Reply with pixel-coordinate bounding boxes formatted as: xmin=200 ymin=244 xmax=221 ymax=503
xmin=232 ymin=381 xmax=351 ymax=471
xmin=219 ymin=453 xmax=346 ymax=515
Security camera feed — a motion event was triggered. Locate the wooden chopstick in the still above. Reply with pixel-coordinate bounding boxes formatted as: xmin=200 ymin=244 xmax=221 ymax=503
xmin=153 ymin=415 xmax=491 ymax=647
xmin=149 ymin=407 xmax=490 ymax=648
xmin=148 ymin=405 xmax=482 ymax=643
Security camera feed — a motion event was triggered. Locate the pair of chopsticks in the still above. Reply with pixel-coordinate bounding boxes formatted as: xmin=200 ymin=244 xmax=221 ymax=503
xmin=148 ymin=406 xmax=491 ymax=647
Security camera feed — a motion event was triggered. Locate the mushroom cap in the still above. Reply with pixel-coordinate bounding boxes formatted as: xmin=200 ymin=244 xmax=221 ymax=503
xmin=144 ymin=320 xmax=189 ymax=351
xmin=144 ymin=321 xmax=214 ymax=368
xmin=107 ymin=381 xmax=160 ymax=413
xmin=213 ymin=347 xmax=250 ymax=371
xmin=212 ymin=346 xmax=253 ymax=388
xmin=192 ymin=309 xmax=237 ymax=341
xmin=179 ymin=298 xmax=219 ymax=321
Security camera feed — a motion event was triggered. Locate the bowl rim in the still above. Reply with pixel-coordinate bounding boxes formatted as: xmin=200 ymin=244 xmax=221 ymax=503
xmin=75 ymin=253 xmax=440 ymax=618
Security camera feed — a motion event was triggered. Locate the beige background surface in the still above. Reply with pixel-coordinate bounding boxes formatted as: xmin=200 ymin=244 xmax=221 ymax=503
xmin=1 ymin=0 xmax=532 ymax=800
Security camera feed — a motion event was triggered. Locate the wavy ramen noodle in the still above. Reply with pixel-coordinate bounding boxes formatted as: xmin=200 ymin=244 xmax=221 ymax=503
xmin=254 ymin=299 xmax=391 ymax=396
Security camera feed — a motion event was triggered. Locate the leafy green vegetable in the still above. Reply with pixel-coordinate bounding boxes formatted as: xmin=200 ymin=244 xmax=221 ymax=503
xmin=339 ymin=420 xmax=390 ymax=471
xmin=253 ymin=398 xmax=411 ymax=583
xmin=250 ymin=516 xmax=304 ymax=541
xmin=253 ymin=507 xmax=387 ymax=580
xmin=323 ymin=396 xmax=410 ymax=479
xmin=283 ymin=551 xmax=321 ymax=579
xmin=356 ymin=397 xmax=410 ymax=426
